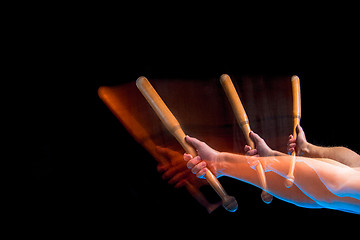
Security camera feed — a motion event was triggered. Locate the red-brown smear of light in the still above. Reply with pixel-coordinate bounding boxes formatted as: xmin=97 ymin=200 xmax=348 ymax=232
xmin=98 ymin=76 xmax=294 ymax=212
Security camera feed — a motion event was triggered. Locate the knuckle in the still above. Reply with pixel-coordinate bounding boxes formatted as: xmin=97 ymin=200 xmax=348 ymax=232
xmin=186 ymin=161 xmax=193 ymax=169
xmin=196 ymin=169 xmax=206 ymax=178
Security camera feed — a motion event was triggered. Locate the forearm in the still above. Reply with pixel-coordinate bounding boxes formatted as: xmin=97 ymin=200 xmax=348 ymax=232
xmin=305 ymin=143 xmax=360 ymax=167
xmin=218 ymin=152 xmax=360 ymax=212
xmin=220 ymin=152 xmax=261 ymax=185
xmin=218 ymin=152 xmax=321 ymax=208
xmin=272 ymin=150 xmax=287 ymax=156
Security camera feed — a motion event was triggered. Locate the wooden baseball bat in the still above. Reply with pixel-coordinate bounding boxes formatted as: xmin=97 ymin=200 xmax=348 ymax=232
xmin=220 ymin=74 xmax=273 ymax=204
xmin=98 ymin=86 xmax=222 ymax=213
xmin=285 ymin=75 xmax=301 ymax=188
xmin=136 ymin=76 xmax=238 ymax=212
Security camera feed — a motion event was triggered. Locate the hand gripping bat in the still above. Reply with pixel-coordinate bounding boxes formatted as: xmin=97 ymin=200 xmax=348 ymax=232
xmin=136 ymin=76 xmax=238 ymax=212
xmin=220 ymin=74 xmax=273 ymax=204
xmin=285 ymin=75 xmax=301 ymax=188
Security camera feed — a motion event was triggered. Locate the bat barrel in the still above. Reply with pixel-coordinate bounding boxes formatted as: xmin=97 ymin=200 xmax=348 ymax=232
xmin=220 ymin=74 xmax=254 ymax=149
xmin=220 ymin=74 xmax=273 ymax=204
xmin=291 ymin=75 xmax=301 ymax=121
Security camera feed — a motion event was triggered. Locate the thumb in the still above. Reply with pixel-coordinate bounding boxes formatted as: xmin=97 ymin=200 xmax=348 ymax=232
xmin=296 ymin=124 xmax=304 ymax=135
xmin=185 ymin=135 xmax=204 ymax=150
xmin=249 ymin=131 xmax=262 ymax=146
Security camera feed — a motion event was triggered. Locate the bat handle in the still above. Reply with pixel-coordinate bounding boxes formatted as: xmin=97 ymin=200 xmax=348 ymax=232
xmin=204 ymin=170 xmax=238 ymax=212
xmin=241 ymin=126 xmax=274 ymax=203
xmin=285 ymin=157 xmax=296 ymax=188
xmin=285 ymin=117 xmax=300 ymax=188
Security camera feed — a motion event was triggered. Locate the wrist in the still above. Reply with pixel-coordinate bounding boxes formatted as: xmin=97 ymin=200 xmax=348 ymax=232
xmin=215 ymin=152 xmax=225 ymax=177
xmin=215 ymin=152 xmax=241 ymax=177
xmin=301 ymin=142 xmax=311 ymax=157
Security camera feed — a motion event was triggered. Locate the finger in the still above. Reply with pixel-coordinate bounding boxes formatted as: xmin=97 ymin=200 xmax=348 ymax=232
xmin=174 ymin=179 xmax=187 ymax=188
xmin=185 ymin=135 xmax=204 ymax=150
xmin=168 ymin=170 xmax=189 ymax=185
xmin=183 ymin=153 xmax=193 ymax=161
xmin=246 ymin=149 xmax=258 ymax=156
xmin=157 ymin=163 xmax=169 ymax=173
xmin=289 ymin=143 xmax=296 ymax=149
xmin=288 ymin=147 xmax=295 ymax=155
xmin=288 ymin=134 xmax=293 ymax=140
xmin=155 ymin=146 xmax=170 ymax=158
xmin=249 ymin=131 xmax=264 ymax=146
xmin=186 ymin=156 xmax=201 ymax=169
xmin=196 ymin=168 xmax=208 ymax=179
xmin=296 ymin=124 xmax=301 ymax=134
xmin=191 ymin=161 xmax=207 ymax=175
xmin=162 ymin=162 xmax=187 ymax=180
xmin=244 ymin=145 xmax=251 ymax=153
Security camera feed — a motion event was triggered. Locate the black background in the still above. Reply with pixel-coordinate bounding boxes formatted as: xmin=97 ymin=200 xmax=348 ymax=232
xmin=31 ymin=11 xmax=359 ymax=233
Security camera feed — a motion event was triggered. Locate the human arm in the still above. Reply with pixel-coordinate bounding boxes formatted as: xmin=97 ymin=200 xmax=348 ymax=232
xmin=288 ymin=125 xmax=360 ymax=167
xmin=184 ymin=136 xmax=322 ymax=209
xmin=254 ymin=155 xmax=360 ymax=213
xmin=185 ymin=136 xmax=360 ymax=214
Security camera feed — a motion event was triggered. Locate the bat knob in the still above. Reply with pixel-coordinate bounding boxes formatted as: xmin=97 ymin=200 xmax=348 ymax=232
xmin=261 ymin=191 xmax=273 ymax=204
xmin=222 ymin=195 xmax=238 ymax=212
xmin=285 ymin=177 xmax=294 ymax=188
